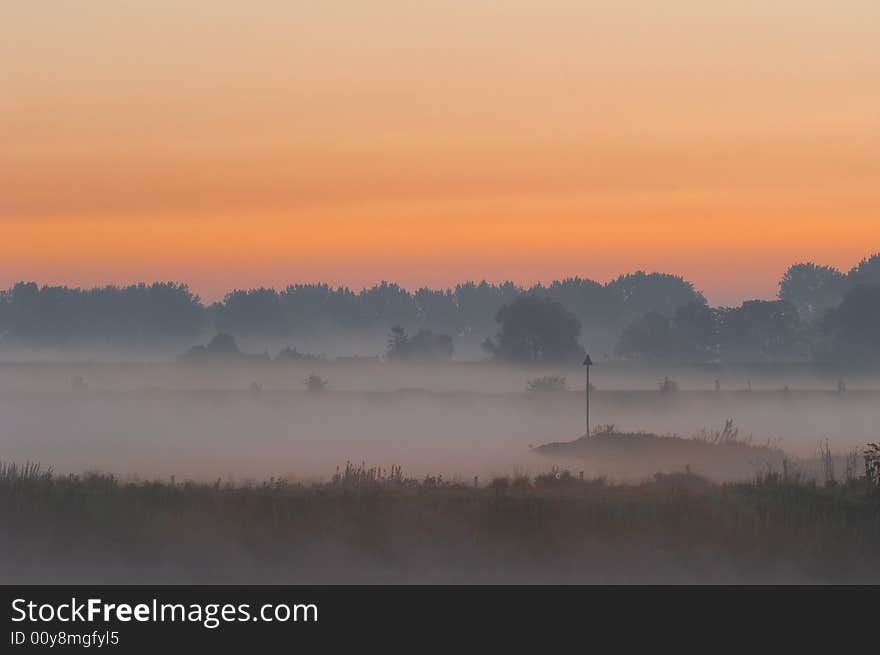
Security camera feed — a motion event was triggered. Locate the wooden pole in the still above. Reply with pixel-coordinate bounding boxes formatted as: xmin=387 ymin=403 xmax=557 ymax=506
xmin=586 ymin=364 xmax=590 ymax=438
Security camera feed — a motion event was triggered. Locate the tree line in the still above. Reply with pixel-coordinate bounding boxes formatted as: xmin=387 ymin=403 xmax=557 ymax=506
xmin=0 ymin=254 xmax=877 ymax=364
xmin=615 ymin=254 xmax=880 ymax=364
xmin=0 ymin=272 xmax=700 ymax=348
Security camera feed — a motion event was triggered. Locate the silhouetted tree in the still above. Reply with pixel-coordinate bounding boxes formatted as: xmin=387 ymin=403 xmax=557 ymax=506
xmin=616 ymin=302 xmax=718 ymax=361
xmin=12 ymin=254 xmax=880 ymax=363
xmin=305 ymin=372 xmax=328 ymax=393
xmin=717 ymin=300 xmax=804 ymax=361
xmin=605 ymin=271 xmax=706 ymax=325
xmin=454 ymin=281 xmax=520 ymax=338
xmin=848 ymin=253 xmax=880 ymax=286
xmin=658 ymin=376 xmax=679 ymax=393
xmin=280 ymin=284 xmax=361 ymax=335
xmin=359 ymin=282 xmax=417 ymax=327
xmin=615 ymin=312 xmax=675 ymax=360
xmin=386 ymin=325 xmax=453 ymax=360
xmin=409 ymin=329 xmax=454 ymax=360
xmin=386 ymin=325 xmax=409 ymax=360
xmin=214 ymin=288 xmax=286 ymax=337
xmin=0 ymin=269 xmax=708 ymax=350
xmin=484 ymin=296 xmax=583 ymax=363
xmin=179 ymin=332 xmax=242 ymax=361
xmin=533 ymin=277 xmax=609 ymax=326
xmin=207 ymin=333 xmax=240 ymax=355
xmin=0 ymin=281 xmax=205 ymax=346
xmin=824 ymin=284 xmax=880 ymax=364
xmin=672 ymin=301 xmax=718 ymax=360
xmin=414 ymin=287 xmax=460 ymax=332
xmin=779 ymin=263 xmax=847 ymax=323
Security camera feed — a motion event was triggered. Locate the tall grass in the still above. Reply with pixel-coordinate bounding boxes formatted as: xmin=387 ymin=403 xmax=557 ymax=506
xmin=1 ymin=459 xmax=879 ymax=583
xmin=0 ymin=460 xmax=53 ymax=482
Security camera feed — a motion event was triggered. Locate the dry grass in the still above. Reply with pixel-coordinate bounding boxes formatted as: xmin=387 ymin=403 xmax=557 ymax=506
xmin=1 ymin=458 xmax=878 ymax=584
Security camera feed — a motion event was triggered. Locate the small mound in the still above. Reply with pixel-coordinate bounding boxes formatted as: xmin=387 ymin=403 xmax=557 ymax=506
xmin=532 ymin=430 xmax=786 ymax=482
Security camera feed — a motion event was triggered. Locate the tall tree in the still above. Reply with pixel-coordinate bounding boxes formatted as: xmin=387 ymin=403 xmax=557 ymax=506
xmin=615 ymin=312 xmax=675 ymax=360
xmin=672 ymin=301 xmax=718 ymax=360
xmin=848 ymin=253 xmax=880 ymax=286
xmin=484 ymin=296 xmax=583 ymax=363
xmin=214 ymin=288 xmax=286 ymax=337
xmin=778 ymin=262 xmax=847 ymax=322
xmin=606 ymin=271 xmax=706 ymax=325
xmin=718 ymin=300 xmax=804 ymax=361
xmin=386 ymin=325 xmax=409 ymax=360
xmin=824 ymin=284 xmax=880 ymax=364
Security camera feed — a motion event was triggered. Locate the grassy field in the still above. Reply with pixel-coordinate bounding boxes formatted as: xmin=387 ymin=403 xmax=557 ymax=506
xmin=2 ymin=459 xmax=878 ymax=584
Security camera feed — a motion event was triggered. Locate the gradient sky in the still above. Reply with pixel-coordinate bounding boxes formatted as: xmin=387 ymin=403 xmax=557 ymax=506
xmin=2 ymin=2 xmax=878 ymax=305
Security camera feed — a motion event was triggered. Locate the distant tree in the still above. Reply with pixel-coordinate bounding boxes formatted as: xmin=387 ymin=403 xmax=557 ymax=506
xmin=526 ymin=375 xmax=568 ymax=392
xmin=205 ymin=333 xmax=241 ymax=356
xmin=534 ymin=277 xmax=609 ymax=326
xmin=0 ymin=268 xmax=712 ymax=352
xmin=0 ymin=281 xmax=205 ymax=346
xmin=615 ymin=301 xmax=719 ymax=361
xmin=386 ymin=325 xmax=453 ymax=361
xmin=847 ymin=253 xmax=880 ymax=286
xmin=409 ymin=329 xmax=454 ymax=360
xmin=658 ymin=376 xmax=679 ymax=393
xmin=359 ymin=282 xmax=417 ymax=327
xmin=824 ymin=284 xmax=880 ymax=364
xmin=672 ymin=301 xmax=718 ymax=360
xmin=386 ymin=325 xmax=409 ymax=360
xmin=605 ymin=271 xmax=706 ymax=325
xmin=414 ymin=287 xmax=460 ymax=332
xmin=10 ymin=259 xmax=868 ymax=363
xmin=179 ymin=333 xmax=242 ymax=361
xmin=214 ymin=288 xmax=286 ymax=337
xmin=304 ymin=372 xmax=328 ymax=393
xmin=454 ymin=281 xmax=521 ymax=337
xmin=484 ymin=296 xmax=583 ymax=363
xmin=717 ymin=300 xmax=804 ymax=361
xmin=275 ymin=346 xmax=323 ymax=361
xmin=0 ymin=289 xmax=8 ymax=337
xmin=779 ymin=263 xmax=847 ymax=323
xmin=615 ymin=312 xmax=675 ymax=360
xmin=280 ymin=284 xmax=361 ymax=335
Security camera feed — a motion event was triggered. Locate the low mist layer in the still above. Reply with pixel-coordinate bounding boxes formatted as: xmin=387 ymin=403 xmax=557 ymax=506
xmin=1 ymin=362 xmax=876 ymax=483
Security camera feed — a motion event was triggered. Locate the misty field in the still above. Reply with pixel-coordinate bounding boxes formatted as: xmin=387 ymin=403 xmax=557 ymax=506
xmin=1 ymin=361 xmax=878 ymax=482
xmin=2 ymin=459 xmax=879 ymax=584
xmin=2 ymin=360 xmax=879 ymax=584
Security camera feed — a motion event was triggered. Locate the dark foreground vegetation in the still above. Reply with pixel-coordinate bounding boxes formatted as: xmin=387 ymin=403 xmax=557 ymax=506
xmin=2 ymin=460 xmax=879 ymax=584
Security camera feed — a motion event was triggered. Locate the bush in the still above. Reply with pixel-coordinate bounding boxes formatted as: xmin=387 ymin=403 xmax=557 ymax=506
xmin=304 ymin=373 xmax=328 ymax=393
xmin=526 ymin=375 xmax=568 ymax=393
xmin=658 ymin=376 xmax=679 ymax=393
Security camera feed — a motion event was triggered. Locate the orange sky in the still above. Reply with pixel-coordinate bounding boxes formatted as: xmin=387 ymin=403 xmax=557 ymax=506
xmin=2 ymin=2 xmax=878 ymax=305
